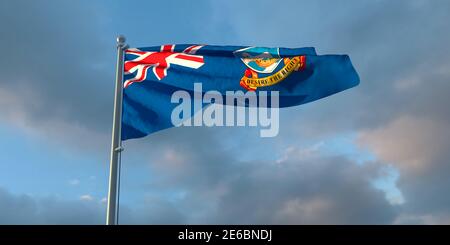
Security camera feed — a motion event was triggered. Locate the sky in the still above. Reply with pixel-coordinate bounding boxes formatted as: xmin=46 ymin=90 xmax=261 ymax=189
xmin=0 ymin=0 xmax=450 ymax=224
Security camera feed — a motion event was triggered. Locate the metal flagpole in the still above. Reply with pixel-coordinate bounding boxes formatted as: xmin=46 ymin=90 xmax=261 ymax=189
xmin=106 ymin=35 xmax=128 ymax=225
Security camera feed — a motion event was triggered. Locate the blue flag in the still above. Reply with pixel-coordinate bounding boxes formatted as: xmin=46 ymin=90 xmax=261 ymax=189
xmin=121 ymin=44 xmax=359 ymax=140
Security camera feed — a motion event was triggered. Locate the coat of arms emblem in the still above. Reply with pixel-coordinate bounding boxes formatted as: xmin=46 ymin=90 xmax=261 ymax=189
xmin=234 ymin=47 xmax=306 ymax=91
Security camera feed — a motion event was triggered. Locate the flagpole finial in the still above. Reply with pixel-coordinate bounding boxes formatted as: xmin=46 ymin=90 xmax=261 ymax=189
xmin=117 ymin=35 xmax=127 ymax=49
xmin=117 ymin=35 xmax=126 ymax=44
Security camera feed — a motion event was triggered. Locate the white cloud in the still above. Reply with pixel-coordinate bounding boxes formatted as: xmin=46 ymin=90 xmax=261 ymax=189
xmin=80 ymin=195 xmax=94 ymax=202
xmin=100 ymin=197 xmax=107 ymax=204
xmin=68 ymin=179 xmax=80 ymax=186
xmin=276 ymin=142 xmax=324 ymax=164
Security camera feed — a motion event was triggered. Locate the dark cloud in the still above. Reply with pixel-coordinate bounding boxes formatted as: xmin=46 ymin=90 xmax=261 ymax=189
xmin=212 ymin=157 xmax=396 ymax=224
xmin=0 ymin=0 xmax=115 ymax=153
xmin=358 ymin=116 xmax=450 ymax=224
xmin=121 ymin=0 xmax=450 ymax=224
xmin=219 ymin=0 xmax=450 ymax=223
xmin=117 ymin=128 xmax=398 ymax=224
xmin=0 ymin=0 xmax=240 ymax=152
xmin=1 ymin=0 xmax=450 ymax=224
xmin=0 ymin=141 xmax=399 ymax=225
xmin=325 ymin=0 xmax=450 ymax=224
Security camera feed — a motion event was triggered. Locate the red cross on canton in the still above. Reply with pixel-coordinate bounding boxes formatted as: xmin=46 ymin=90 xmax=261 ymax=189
xmin=124 ymin=45 xmax=205 ymax=88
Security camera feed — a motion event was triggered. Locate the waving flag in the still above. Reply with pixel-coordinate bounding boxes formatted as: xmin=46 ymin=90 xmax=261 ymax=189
xmin=121 ymin=44 xmax=359 ymax=140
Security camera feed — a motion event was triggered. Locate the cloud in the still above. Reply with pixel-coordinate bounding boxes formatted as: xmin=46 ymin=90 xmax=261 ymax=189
xmin=0 ymin=185 xmax=186 ymax=225
xmin=0 ymin=0 xmax=238 ymax=152
xmin=68 ymin=179 xmax=81 ymax=186
xmin=116 ymin=0 xmax=450 ymax=223
xmin=357 ymin=115 xmax=450 ymax=224
xmin=100 ymin=197 xmax=107 ymax=204
xmin=209 ymin=156 xmax=396 ymax=224
xmin=117 ymin=128 xmax=398 ymax=224
xmin=358 ymin=116 xmax=450 ymax=174
xmin=80 ymin=194 xmax=94 ymax=201
xmin=276 ymin=142 xmax=324 ymax=164
xmin=0 ymin=187 xmax=104 ymax=224
xmin=1 ymin=0 xmax=450 ymax=225
xmin=0 ymin=0 xmax=115 ymax=154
